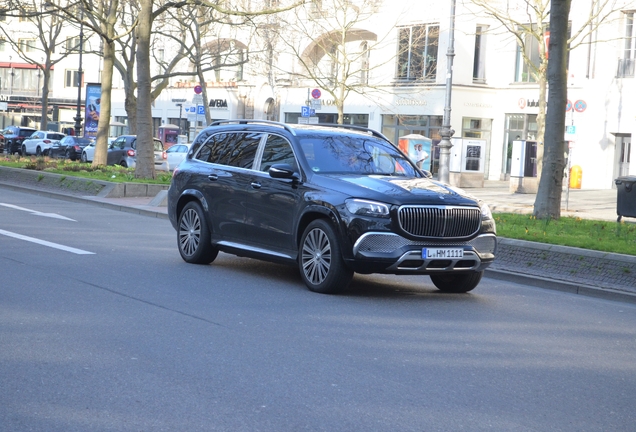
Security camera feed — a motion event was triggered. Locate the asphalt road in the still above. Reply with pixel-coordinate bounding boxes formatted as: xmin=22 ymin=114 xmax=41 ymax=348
xmin=1 ymin=188 xmax=636 ymax=432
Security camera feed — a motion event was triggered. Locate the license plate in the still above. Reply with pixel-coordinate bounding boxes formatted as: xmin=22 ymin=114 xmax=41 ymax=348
xmin=422 ymin=248 xmax=464 ymax=259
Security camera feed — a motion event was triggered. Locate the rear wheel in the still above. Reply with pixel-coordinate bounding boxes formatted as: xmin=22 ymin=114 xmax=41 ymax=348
xmin=299 ymin=219 xmax=353 ymax=294
xmin=65 ymin=149 xmax=72 ymax=160
xmin=21 ymin=145 xmax=27 ymax=156
xmin=120 ymin=161 xmax=128 ymax=168
xmin=36 ymin=146 xmax=42 ymax=156
xmin=430 ymin=271 xmax=484 ymax=293
xmin=177 ymin=201 xmax=218 ymax=264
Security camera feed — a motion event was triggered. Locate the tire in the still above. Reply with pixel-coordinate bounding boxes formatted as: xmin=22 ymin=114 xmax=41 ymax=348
xmin=36 ymin=146 xmax=42 ymax=156
xmin=299 ymin=219 xmax=353 ymax=294
xmin=81 ymin=152 xmax=88 ymax=163
xmin=177 ymin=201 xmax=218 ymax=264
xmin=65 ymin=149 xmax=72 ymax=160
xmin=22 ymin=145 xmax=27 ymax=156
xmin=120 ymin=161 xmax=128 ymax=168
xmin=430 ymin=271 xmax=484 ymax=293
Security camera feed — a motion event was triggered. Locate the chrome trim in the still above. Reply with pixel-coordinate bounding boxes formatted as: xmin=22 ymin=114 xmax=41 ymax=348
xmin=397 ymin=205 xmax=481 ymax=238
xmin=386 ymin=250 xmax=482 ymax=272
xmin=217 ymin=241 xmax=293 ymax=259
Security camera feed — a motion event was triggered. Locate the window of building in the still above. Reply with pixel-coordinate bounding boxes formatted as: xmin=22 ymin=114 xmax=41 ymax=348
xmin=65 ymin=69 xmax=81 ymax=87
xmin=462 ymin=117 xmax=492 ymax=178
xmin=0 ymin=10 xmax=6 ymax=21
xmin=514 ymin=25 xmax=542 ymax=83
xmin=0 ymin=39 xmax=5 ymax=51
xmin=65 ymin=37 xmax=83 ymax=53
xmin=473 ymin=26 xmax=487 ymax=83
xmin=396 ymin=24 xmax=439 ymax=81
xmin=18 ymin=38 xmax=36 ymax=53
xmin=618 ymin=11 xmax=635 ymax=78
xmin=359 ymin=41 xmax=369 ymax=85
xmin=381 ymin=114 xmax=443 ymax=174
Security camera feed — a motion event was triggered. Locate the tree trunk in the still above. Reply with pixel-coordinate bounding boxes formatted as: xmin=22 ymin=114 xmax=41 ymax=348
xmin=533 ymin=0 xmax=572 ymax=219
xmin=91 ymin=0 xmax=118 ymax=166
xmin=40 ymin=66 xmax=51 ymax=130
xmin=135 ymin=0 xmax=156 ymax=179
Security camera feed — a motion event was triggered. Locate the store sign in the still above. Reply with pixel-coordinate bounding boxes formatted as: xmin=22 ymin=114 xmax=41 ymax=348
xmin=209 ymin=99 xmax=228 ymax=108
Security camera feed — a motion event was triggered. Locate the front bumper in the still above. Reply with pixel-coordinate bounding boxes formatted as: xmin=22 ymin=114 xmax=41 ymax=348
xmin=347 ymin=232 xmax=496 ymax=274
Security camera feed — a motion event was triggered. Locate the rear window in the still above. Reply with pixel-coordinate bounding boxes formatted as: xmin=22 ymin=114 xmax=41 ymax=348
xmin=153 ymin=140 xmax=164 ymax=152
xmin=19 ymin=129 xmax=35 ymax=137
xmin=49 ymin=133 xmax=65 ymax=140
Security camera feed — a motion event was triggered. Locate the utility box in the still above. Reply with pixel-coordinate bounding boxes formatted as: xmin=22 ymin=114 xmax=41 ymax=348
xmin=615 ymin=176 xmax=636 ymax=222
xmin=510 ymin=140 xmax=538 ymax=193
xmin=449 ymin=138 xmax=486 ymax=187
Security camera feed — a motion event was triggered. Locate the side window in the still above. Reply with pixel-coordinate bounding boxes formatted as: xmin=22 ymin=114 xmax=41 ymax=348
xmin=260 ymin=134 xmax=297 ymax=173
xmin=225 ymin=133 xmax=261 ymax=168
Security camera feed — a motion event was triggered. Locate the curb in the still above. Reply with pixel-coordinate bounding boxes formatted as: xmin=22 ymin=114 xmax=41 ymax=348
xmin=485 ymin=268 xmax=636 ymax=305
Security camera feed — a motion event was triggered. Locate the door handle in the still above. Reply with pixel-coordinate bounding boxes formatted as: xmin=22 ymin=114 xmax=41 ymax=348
xmin=208 ymin=174 xmax=218 ymax=181
xmin=250 ymin=182 xmax=262 ymax=189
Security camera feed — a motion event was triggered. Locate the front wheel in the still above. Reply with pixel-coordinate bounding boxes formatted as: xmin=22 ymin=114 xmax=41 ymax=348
xmin=430 ymin=271 xmax=484 ymax=293
xmin=81 ymin=152 xmax=88 ymax=163
xmin=21 ymin=145 xmax=27 ymax=156
xmin=177 ymin=201 xmax=218 ymax=264
xmin=299 ymin=219 xmax=353 ymax=294
xmin=65 ymin=149 xmax=72 ymax=160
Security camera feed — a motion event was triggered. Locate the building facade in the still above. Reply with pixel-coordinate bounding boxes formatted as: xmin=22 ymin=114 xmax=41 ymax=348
xmin=1 ymin=0 xmax=635 ymax=189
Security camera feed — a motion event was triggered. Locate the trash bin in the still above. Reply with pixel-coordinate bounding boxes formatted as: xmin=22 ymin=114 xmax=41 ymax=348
xmin=614 ymin=176 xmax=636 ymax=222
xmin=569 ymin=165 xmax=582 ymax=189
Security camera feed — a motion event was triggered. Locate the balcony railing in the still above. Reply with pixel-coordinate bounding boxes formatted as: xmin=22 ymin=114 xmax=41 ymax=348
xmin=617 ymin=58 xmax=635 ymax=78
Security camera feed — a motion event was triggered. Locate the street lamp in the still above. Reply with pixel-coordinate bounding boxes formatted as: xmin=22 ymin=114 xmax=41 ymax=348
xmin=73 ymin=9 xmax=84 ymax=137
xmin=176 ymin=103 xmax=183 ymax=134
xmin=437 ymin=0 xmax=457 ymax=184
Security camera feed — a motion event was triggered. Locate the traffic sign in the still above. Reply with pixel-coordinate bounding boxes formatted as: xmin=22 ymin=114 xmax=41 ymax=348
xmin=194 ymin=85 xmax=203 ymax=94
xmin=566 ymin=100 xmax=572 ymax=112
xmin=311 ymin=88 xmax=321 ymax=99
xmin=574 ymin=100 xmax=587 ymax=112
xmin=301 ymin=106 xmax=311 ymax=117
xmin=197 ymin=105 xmax=205 ymax=115
xmin=565 ymin=125 xmax=576 ymax=134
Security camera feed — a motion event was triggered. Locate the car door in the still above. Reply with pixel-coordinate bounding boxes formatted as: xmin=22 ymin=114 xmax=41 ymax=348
xmin=166 ymin=144 xmax=186 ymax=169
xmin=195 ymin=132 xmax=262 ymax=244
xmin=24 ymin=131 xmax=42 ymax=154
xmin=107 ymin=137 xmax=126 ymax=165
xmin=243 ymin=133 xmax=304 ymax=255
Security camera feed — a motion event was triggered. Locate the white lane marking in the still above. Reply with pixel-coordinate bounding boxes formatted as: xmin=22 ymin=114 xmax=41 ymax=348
xmin=0 ymin=229 xmax=95 ymax=255
xmin=0 ymin=203 xmax=77 ymax=221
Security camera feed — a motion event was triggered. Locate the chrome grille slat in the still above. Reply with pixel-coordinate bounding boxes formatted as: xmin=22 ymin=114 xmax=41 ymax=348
xmin=397 ymin=205 xmax=481 ymax=238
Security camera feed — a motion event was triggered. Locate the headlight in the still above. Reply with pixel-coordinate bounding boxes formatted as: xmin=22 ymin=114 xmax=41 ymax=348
xmin=480 ymin=203 xmax=493 ymax=220
xmin=345 ymin=199 xmax=390 ymax=218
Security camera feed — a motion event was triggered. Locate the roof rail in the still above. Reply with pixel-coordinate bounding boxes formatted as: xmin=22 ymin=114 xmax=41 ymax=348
xmin=207 ymin=119 xmax=297 ymax=136
xmin=314 ymin=123 xmax=392 ymax=143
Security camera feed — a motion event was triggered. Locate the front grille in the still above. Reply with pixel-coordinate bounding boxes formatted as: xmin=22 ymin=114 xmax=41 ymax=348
xmin=397 ymin=205 xmax=481 ymax=238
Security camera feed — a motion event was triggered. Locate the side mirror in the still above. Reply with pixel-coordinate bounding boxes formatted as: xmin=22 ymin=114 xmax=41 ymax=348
xmin=269 ymin=163 xmax=300 ymax=181
xmin=422 ymin=170 xmax=433 ymax=179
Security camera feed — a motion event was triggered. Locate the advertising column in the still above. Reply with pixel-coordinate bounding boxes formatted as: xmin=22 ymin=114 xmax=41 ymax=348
xmin=84 ymin=83 xmax=102 ymax=138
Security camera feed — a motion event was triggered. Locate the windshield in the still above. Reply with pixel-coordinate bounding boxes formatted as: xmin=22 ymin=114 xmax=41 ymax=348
xmin=299 ymin=135 xmax=419 ymax=177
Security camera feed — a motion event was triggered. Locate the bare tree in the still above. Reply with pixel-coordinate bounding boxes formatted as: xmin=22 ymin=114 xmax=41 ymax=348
xmin=466 ymin=0 xmax=628 ymax=218
xmin=534 ymin=0 xmax=571 ymax=219
xmin=0 ymin=0 xmax=82 ymax=130
xmin=273 ymin=0 xmax=395 ymax=124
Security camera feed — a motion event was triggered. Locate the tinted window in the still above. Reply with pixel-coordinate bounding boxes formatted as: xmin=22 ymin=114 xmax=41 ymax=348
xmin=19 ymin=129 xmax=35 ymax=137
xmin=49 ymin=133 xmax=65 ymax=140
xmin=260 ymin=134 xmax=297 ymax=173
xmin=196 ymin=132 xmax=261 ymax=169
xmin=299 ymin=135 xmax=418 ymax=176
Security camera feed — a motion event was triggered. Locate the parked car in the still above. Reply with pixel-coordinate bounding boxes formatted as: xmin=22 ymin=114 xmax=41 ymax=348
xmin=48 ymin=136 xmax=95 ymax=161
xmin=21 ymin=131 xmax=66 ymax=156
xmin=81 ymin=135 xmax=168 ymax=170
xmin=2 ymin=126 xmax=37 ymax=155
xmin=165 ymin=143 xmax=191 ymax=170
xmin=167 ymin=120 xmax=497 ymax=294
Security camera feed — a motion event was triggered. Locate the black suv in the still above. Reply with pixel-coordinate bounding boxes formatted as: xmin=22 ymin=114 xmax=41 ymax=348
xmin=167 ymin=120 xmax=496 ymax=294
xmin=2 ymin=126 xmax=37 ymax=155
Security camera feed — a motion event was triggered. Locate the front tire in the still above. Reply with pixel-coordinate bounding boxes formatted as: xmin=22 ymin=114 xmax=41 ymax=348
xmin=177 ymin=201 xmax=218 ymax=264
xmin=81 ymin=152 xmax=88 ymax=163
xmin=21 ymin=145 xmax=27 ymax=156
xmin=299 ymin=219 xmax=353 ymax=294
xmin=65 ymin=149 xmax=72 ymax=160
xmin=430 ymin=271 xmax=484 ymax=293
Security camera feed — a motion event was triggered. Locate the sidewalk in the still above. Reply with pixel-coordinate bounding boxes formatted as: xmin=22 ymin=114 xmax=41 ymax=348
xmin=1 ymin=175 xmax=635 ymax=304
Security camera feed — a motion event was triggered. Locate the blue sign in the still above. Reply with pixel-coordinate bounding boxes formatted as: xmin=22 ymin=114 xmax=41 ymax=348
xmin=301 ymin=106 xmax=311 ymax=117
xmin=197 ymin=105 xmax=205 ymax=115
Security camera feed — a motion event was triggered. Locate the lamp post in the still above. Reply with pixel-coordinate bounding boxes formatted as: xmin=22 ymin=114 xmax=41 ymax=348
xmin=73 ymin=10 xmax=84 ymax=137
xmin=176 ymin=103 xmax=183 ymax=134
xmin=437 ymin=0 xmax=457 ymax=184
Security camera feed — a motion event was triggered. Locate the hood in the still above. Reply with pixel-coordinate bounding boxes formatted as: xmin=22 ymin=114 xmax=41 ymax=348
xmin=318 ymin=174 xmax=480 ymax=206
